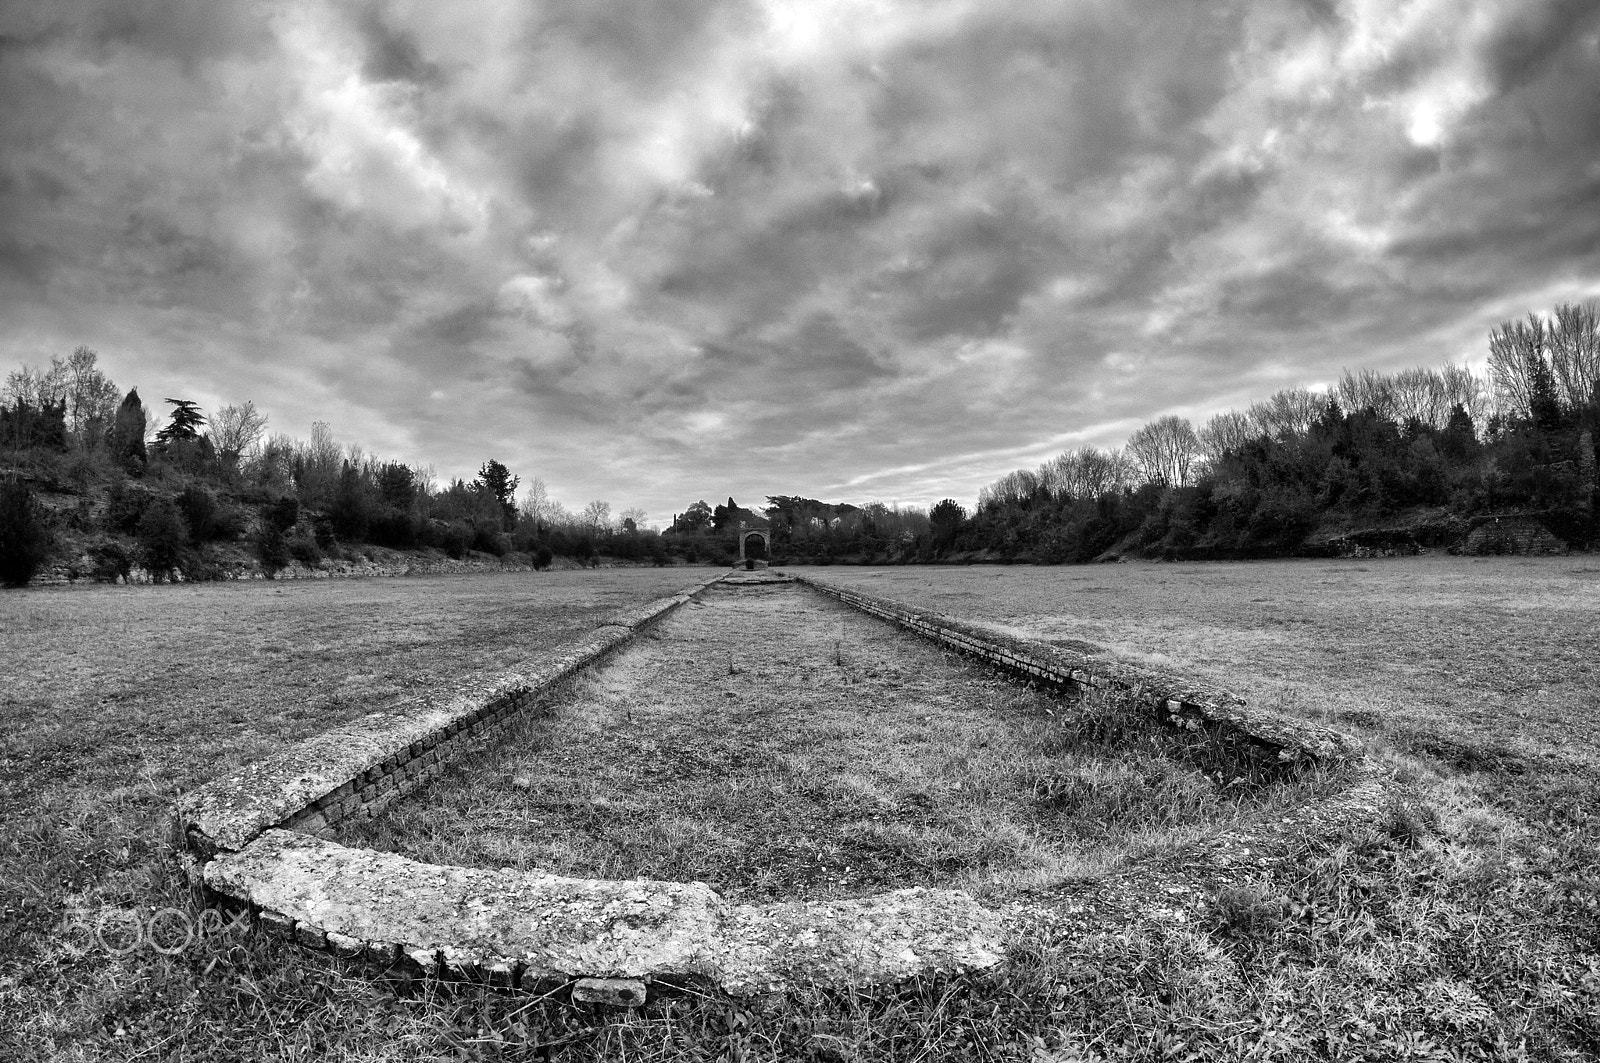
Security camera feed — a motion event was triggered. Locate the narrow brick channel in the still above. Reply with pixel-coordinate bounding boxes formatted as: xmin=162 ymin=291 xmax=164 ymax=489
xmin=338 ymin=579 xmax=1288 ymax=903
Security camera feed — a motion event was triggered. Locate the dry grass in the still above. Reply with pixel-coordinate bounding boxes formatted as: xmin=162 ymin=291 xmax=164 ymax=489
xmin=344 ymin=583 xmax=1334 ymax=903
xmin=2 ymin=557 xmax=1597 ymax=1060
xmin=0 ymin=568 xmax=699 ymax=821
xmin=803 ymin=556 xmax=1600 ymax=769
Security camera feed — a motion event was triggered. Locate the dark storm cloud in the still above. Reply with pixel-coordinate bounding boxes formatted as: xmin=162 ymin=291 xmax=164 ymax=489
xmin=350 ymin=6 xmax=442 ymax=87
xmin=1479 ymin=0 xmax=1600 ymax=90
xmin=1 ymin=0 xmax=1597 ymax=521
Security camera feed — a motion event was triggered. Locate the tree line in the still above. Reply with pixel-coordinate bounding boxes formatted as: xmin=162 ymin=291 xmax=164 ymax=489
xmin=946 ymin=302 xmax=1599 ymax=562
xmin=0 ymin=349 xmax=665 ymax=585
xmin=650 ymin=303 xmax=1597 ymax=565
xmin=3 ymin=303 xmax=1595 ymax=584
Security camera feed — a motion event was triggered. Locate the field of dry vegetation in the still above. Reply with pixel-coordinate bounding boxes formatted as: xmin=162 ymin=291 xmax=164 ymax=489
xmin=2 ymin=558 xmax=1597 ymax=1061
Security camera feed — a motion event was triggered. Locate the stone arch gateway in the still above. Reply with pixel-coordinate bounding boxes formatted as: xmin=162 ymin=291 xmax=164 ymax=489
xmin=738 ymin=530 xmax=769 ymax=562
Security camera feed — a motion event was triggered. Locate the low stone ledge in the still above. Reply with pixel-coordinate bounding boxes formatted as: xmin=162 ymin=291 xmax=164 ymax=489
xmin=205 ymin=830 xmax=1004 ymax=995
xmin=790 ymin=574 xmax=1361 ymax=768
xmin=174 ymin=584 xmax=713 ymax=862
xmin=172 ymin=567 xmax=1385 ymax=997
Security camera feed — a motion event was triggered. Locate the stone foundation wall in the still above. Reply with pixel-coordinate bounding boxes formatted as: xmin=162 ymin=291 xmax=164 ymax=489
xmin=792 ymin=574 xmax=1362 ymax=769
xmin=173 ymin=576 xmax=723 ymax=864
xmin=169 ymin=569 xmax=1377 ymax=1000
xmin=1454 ymin=515 xmax=1570 ymax=556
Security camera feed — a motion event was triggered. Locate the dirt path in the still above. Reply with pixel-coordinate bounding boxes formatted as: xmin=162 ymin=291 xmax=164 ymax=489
xmin=345 ymin=580 xmax=1305 ymax=902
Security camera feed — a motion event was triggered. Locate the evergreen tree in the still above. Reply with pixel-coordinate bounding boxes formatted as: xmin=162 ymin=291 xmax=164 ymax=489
xmin=1527 ymin=350 xmax=1566 ymax=438
xmin=930 ymin=498 xmax=965 ymax=551
xmin=110 ymin=388 xmax=148 ymax=475
xmin=474 ymin=459 xmax=520 ymax=530
xmin=376 ymin=462 xmax=417 ymax=509
xmin=155 ymin=398 xmax=206 ymax=446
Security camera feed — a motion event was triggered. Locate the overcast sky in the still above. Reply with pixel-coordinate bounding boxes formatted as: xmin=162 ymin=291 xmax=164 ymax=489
xmin=2 ymin=0 xmax=1598 ymax=522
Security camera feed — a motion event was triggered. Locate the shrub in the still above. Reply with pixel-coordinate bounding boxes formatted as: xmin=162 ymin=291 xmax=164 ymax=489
xmin=471 ymin=522 xmax=507 ymax=556
xmin=178 ymin=485 xmax=218 ymax=545
xmin=0 ymin=480 xmax=53 ymax=587
xmin=287 ymin=530 xmax=322 ymax=567
xmin=255 ymin=523 xmax=289 ymax=578
xmin=136 ymin=497 xmax=189 ymax=581
xmin=369 ymin=505 xmax=418 ymax=548
xmin=89 ymin=540 xmax=134 ymax=583
xmin=210 ymin=500 xmax=248 ymax=541
xmin=106 ymin=480 xmax=151 ymax=533
xmin=531 ymin=543 xmax=554 ymax=570
xmin=435 ymin=520 xmax=473 ymax=559
xmin=65 ymin=449 xmax=108 ymax=490
xmin=262 ymin=495 xmax=299 ymax=533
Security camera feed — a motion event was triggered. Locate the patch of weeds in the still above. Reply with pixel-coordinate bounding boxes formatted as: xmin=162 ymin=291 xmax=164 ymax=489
xmin=1028 ymin=756 xmax=1218 ymax=830
xmin=1042 ymin=687 xmax=1289 ymax=792
xmin=1205 ymin=882 xmax=1290 ymax=945
xmin=1410 ymin=735 xmax=1528 ymax=775
xmin=1381 ymin=795 xmax=1441 ymax=849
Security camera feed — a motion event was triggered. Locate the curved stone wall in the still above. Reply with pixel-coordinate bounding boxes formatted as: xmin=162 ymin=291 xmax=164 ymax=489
xmin=174 ymin=569 xmax=1382 ymax=1001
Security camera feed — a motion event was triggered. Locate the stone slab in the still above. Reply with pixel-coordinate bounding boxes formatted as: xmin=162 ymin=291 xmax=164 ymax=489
xmin=205 ymin=830 xmax=1004 ymax=994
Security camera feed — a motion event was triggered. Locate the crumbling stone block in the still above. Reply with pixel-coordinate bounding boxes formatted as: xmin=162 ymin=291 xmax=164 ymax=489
xmin=258 ymin=910 xmax=295 ymax=939
xmin=573 ymin=977 xmax=647 ymax=1007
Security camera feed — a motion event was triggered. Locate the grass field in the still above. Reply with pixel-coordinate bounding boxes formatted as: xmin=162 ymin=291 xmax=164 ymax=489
xmin=2 ymin=558 xmax=1598 ymax=1061
xmin=806 ymin=557 xmax=1600 ymax=768
xmin=342 ymin=582 xmax=1340 ymax=904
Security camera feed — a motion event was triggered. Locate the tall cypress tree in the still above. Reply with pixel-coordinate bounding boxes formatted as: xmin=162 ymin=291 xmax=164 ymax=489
xmin=110 ymin=388 xmax=147 ymax=475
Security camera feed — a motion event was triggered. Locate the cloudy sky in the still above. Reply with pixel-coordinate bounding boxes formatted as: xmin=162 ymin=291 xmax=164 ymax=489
xmin=2 ymin=0 xmax=1598 ymax=522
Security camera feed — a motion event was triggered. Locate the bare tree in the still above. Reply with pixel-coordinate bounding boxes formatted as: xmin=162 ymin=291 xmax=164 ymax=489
xmin=412 ymin=463 xmax=438 ymax=498
xmin=210 ymin=401 xmax=269 ymax=463
xmin=293 ymin=421 xmax=343 ymax=505
xmin=1041 ymin=445 xmax=1128 ymax=499
xmin=1336 ymin=368 xmax=1398 ymax=420
xmin=1549 ymin=301 xmax=1600 ymax=410
xmin=1197 ymin=410 xmax=1259 ymax=466
xmin=582 ymin=499 xmax=612 ymax=532
xmin=1 ymin=364 xmax=57 ymax=408
xmin=519 ymin=477 xmax=553 ymax=524
xmin=1247 ymin=387 xmax=1323 ymax=439
xmin=244 ymin=432 xmax=296 ymax=489
xmin=1390 ymin=368 xmax=1450 ymax=428
xmin=60 ymin=347 xmax=120 ymax=445
xmin=619 ymin=505 xmax=647 ymax=532
xmin=3 ymin=348 xmax=119 ymax=449
xmin=1438 ymin=363 xmax=1490 ymax=426
xmin=1108 ymin=446 xmax=1139 ymax=490
xmin=978 ymin=468 xmax=1041 ymax=507
xmin=1126 ymin=415 xmax=1199 ymax=487
xmin=1487 ymin=314 xmax=1547 ymax=419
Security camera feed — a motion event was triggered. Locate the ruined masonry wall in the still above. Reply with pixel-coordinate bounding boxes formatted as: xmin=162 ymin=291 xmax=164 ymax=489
xmin=169 ymin=569 xmax=1377 ymax=998
xmin=793 ymin=574 xmax=1362 ymax=767
xmin=173 ymin=575 xmax=725 ymax=864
